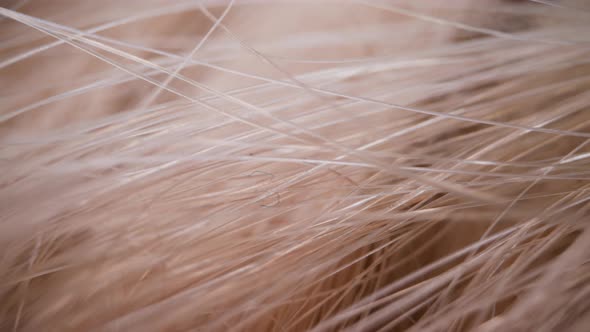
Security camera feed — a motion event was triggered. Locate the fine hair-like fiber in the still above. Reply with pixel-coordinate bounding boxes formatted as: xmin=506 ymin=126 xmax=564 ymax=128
xmin=1 ymin=0 xmax=590 ymax=331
